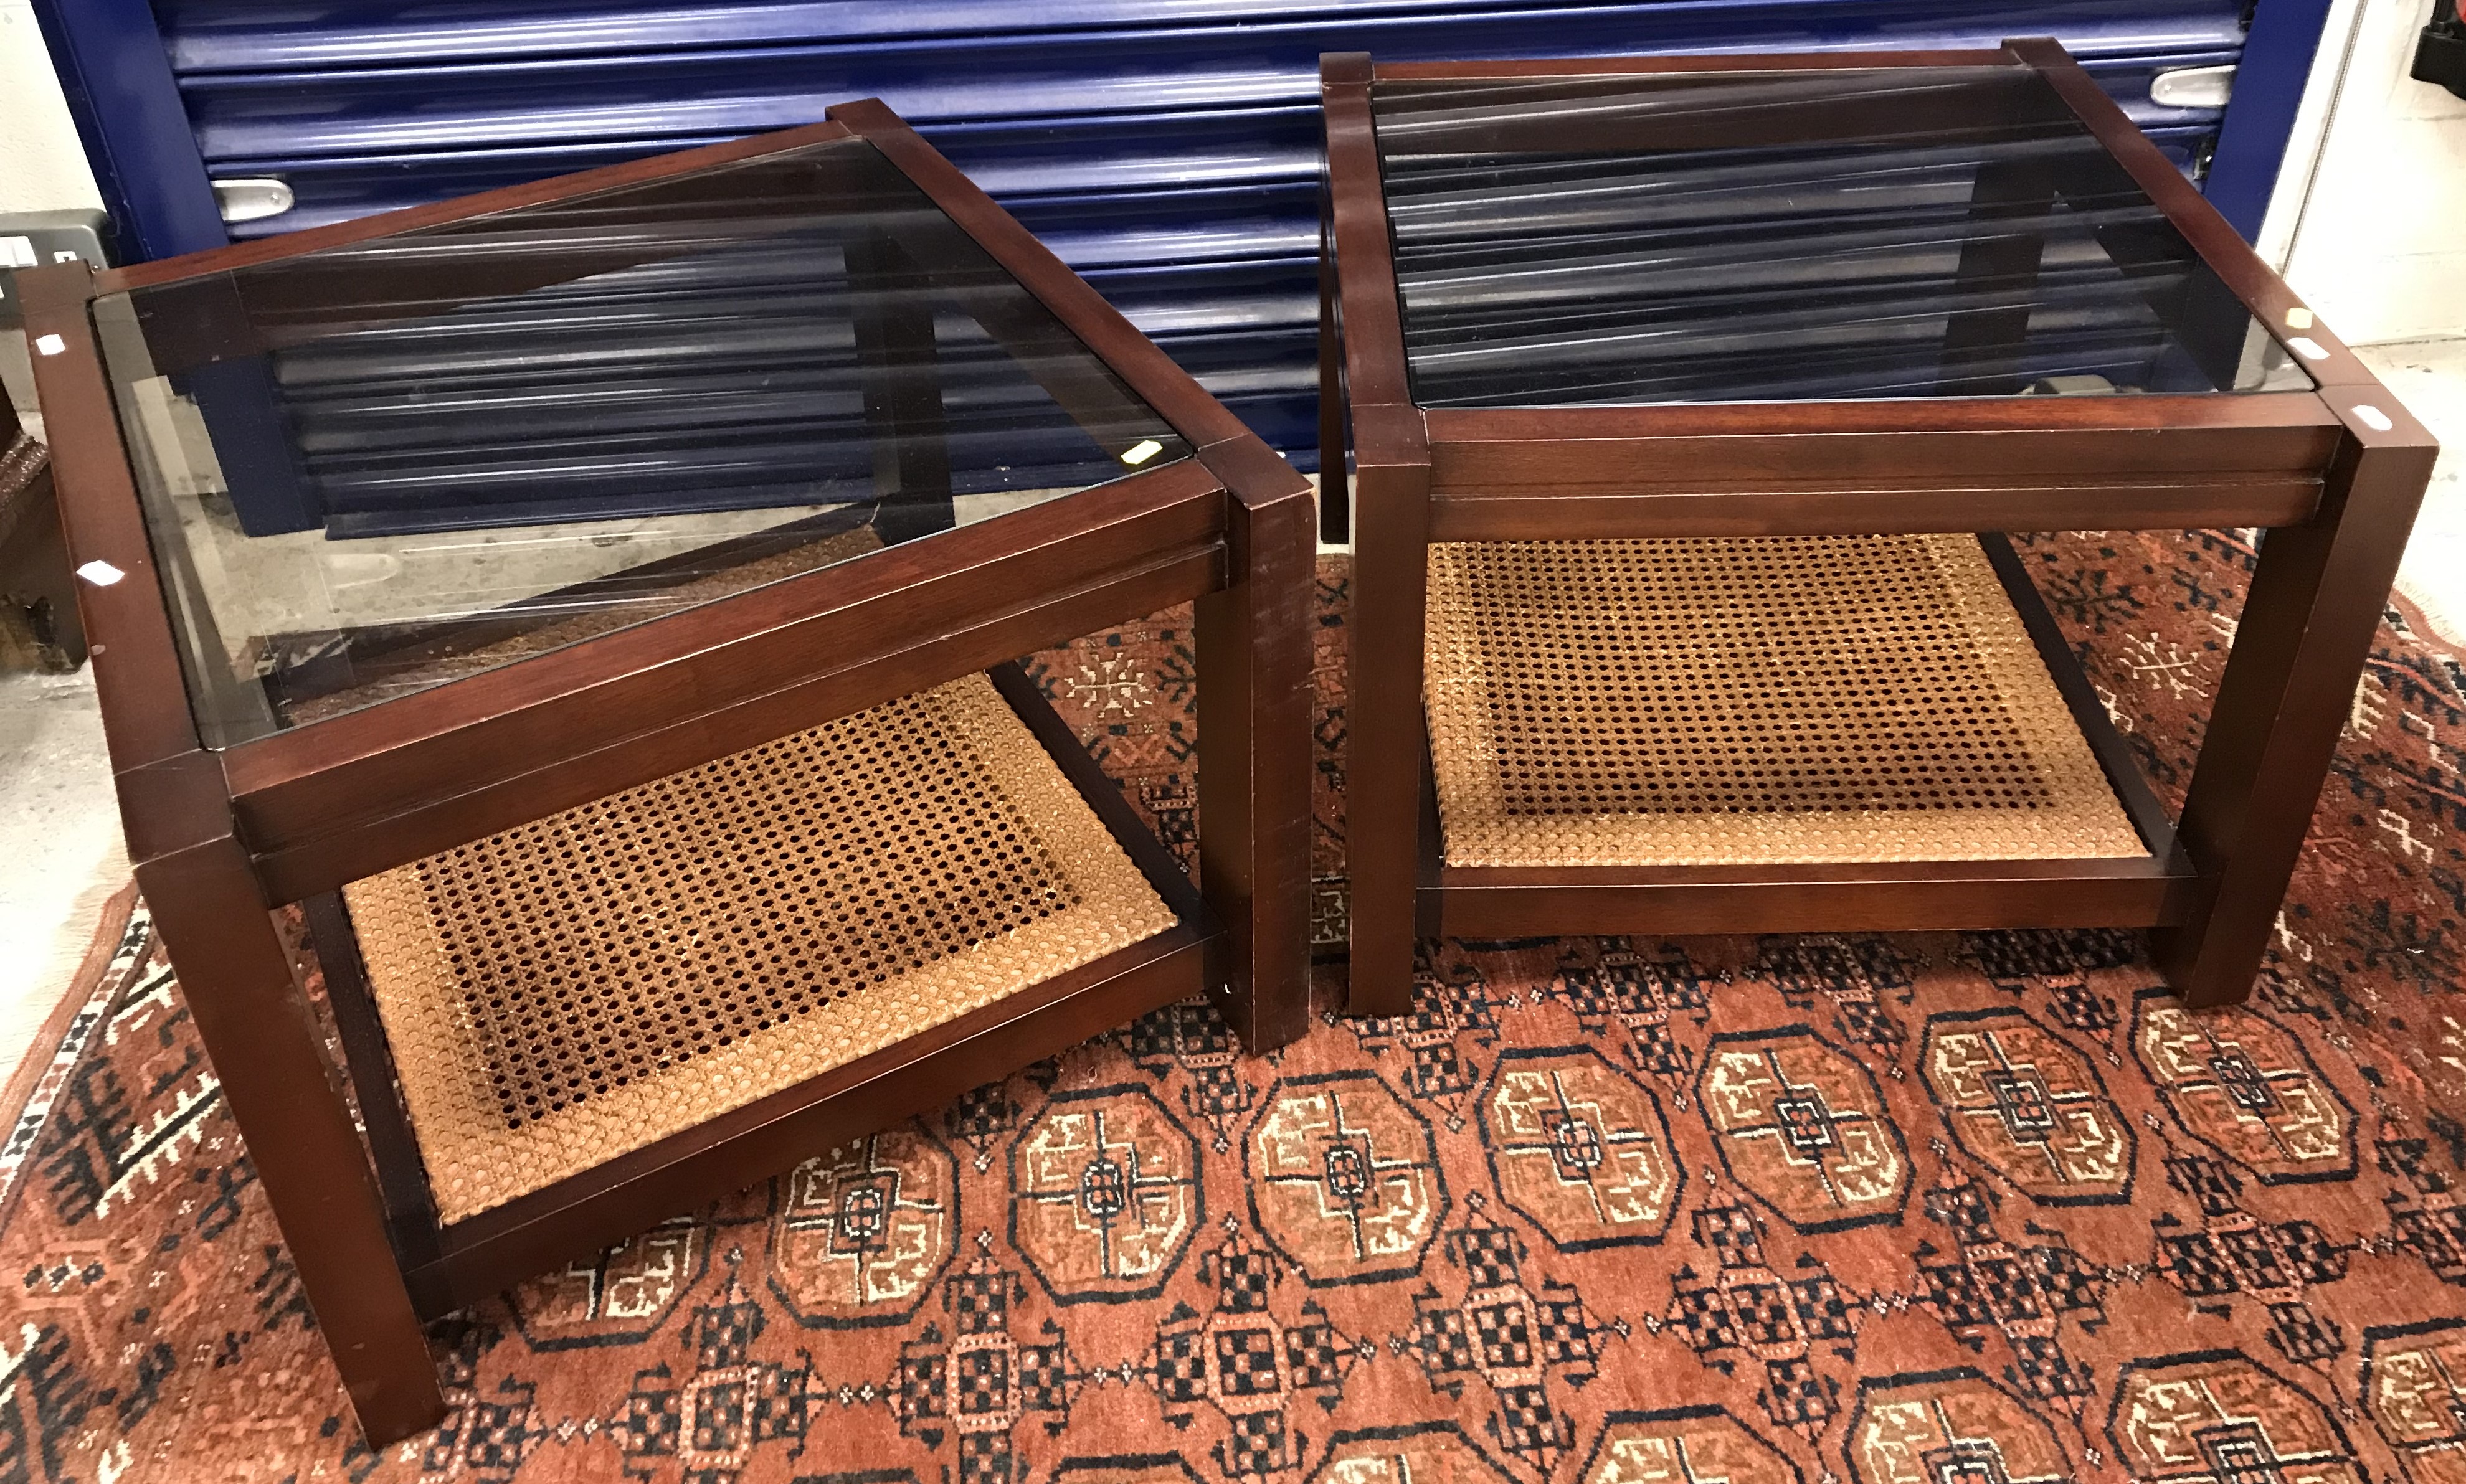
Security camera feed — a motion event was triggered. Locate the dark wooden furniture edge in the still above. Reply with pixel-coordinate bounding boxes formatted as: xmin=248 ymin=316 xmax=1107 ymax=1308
xmin=1978 ymin=531 xmax=2187 ymax=864
xmin=98 ymin=121 xmax=860 ymax=295
xmin=2153 ymin=399 xmax=2439 ymax=1004
xmin=828 ymin=100 xmax=1251 ymax=456
xmin=987 ymin=661 xmax=1212 ymax=929
xmin=226 ymin=462 xmax=1227 ymax=894
xmin=33 ymin=100 xmax=1321 ymax=1448
xmin=2006 ymin=37 xmax=2402 ymax=401
xmin=1372 ymin=50 xmax=2016 ymax=79
xmin=24 ymin=255 xmax=451 ymax=1438
xmin=242 ymin=542 xmax=1225 ymax=897
xmin=1435 ymin=861 xmax=2181 ymax=936
xmin=16 ymin=263 xmax=207 ymax=772
xmin=299 ymin=893 xmax=445 ymax=1271
xmin=260 ymin=499 xmax=896 ymax=715
xmin=1423 ymin=395 xmax=2343 ymax=437
xmin=1428 ymin=475 xmax=2323 ymax=538
xmin=1320 ymin=55 xmax=1425 ymax=471
xmin=1324 ymin=54 xmax=1438 ymax=1018
xmin=401 ymin=670 xmax=1212 ymax=1312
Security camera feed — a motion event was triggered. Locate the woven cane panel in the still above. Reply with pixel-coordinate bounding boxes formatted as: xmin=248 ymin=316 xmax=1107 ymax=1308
xmin=343 ymin=673 xmax=1177 ymax=1222
xmin=1423 ymin=535 xmax=2148 ymax=867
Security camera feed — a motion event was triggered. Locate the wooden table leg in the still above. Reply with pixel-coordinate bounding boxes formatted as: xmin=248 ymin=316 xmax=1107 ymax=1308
xmin=848 ymin=229 xmax=956 ymax=546
xmin=1197 ymin=452 xmax=1317 ymax=1051
xmin=1317 ymin=203 xmax=1349 ymax=545
xmin=1344 ymin=453 xmax=1434 ymax=1018
xmin=136 ymin=834 xmax=446 ymax=1444
xmin=1936 ymin=158 xmax=2051 ymax=395
xmin=2153 ymin=402 xmax=2439 ymax=1006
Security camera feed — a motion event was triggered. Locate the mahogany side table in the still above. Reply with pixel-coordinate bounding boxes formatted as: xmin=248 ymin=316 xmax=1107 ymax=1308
xmin=21 ymin=103 xmax=1313 ymax=1444
xmin=1321 ymin=40 xmax=2439 ymax=1017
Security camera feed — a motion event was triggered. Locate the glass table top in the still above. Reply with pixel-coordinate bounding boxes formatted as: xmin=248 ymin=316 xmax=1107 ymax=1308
xmin=1371 ymin=65 xmax=2314 ymax=407
xmin=95 ymin=135 xmax=1191 ymax=748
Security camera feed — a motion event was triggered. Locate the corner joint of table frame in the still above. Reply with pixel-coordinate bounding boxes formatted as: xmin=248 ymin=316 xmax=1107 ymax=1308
xmin=13 ymin=258 xmax=98 ymax=320
xmin=1322 ymin=52 xmax=1373 ymax=89
xmin=2321 ymin=392 xmax=2442 ymax=462
xmin=820 ymin=98 xmax=898 ymax=134
xmin=1353 ymin=403 xmax=1431 ymax=472
xmin=1196 ymin=433 xmax=1313 ymax=513
xmin=114 ymin=749 xmax=241 ymax=874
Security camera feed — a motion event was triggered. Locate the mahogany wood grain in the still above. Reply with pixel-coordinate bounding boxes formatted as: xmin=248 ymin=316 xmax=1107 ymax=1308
xmin=301 ymin=892 xmax=444 ymax=1273
xmin=1423 ymin=399 xmax=2342 ymax=493
xmin=247 ymin=539 xmax=1223 ymax=901
xmin=1428 ymin=394 xmax=2341 ymax=438
xmin=96 ymin=121 xmax=857 ymax=296
xmin=830 ymin=100 xmax=1251 ymax=453
xmin=1436 ymin=858 xmax=2183 ymax=937
xmin=1978 ymin=532 xmax=2186 ymax=864
xmin=1428 ymin=476 xmax=2323 ymax=540
xmin=1374 ymin=51 xmax=2011 ymax=78
xmin=1325 ymin=55 xmax=1441 ymax=1018
xmin=1317 ymin=186 xmax=1350 ymax=541
xmin=2154 ymin=402 xmax=2440 ymax=1004
xmin=1193 ymin=442 xmax=1319 ymax=1051
xmin=15 ymin=264 xmax=201 ymax=772
xmin=224 ymin=462 xmax=1223 ymax=881
xmin=1344 ymin=456 xmax=1436 ymax=1019
xmin=135 ymin=835 xmax=445 ymax=1440
xmin=1324 ymin=39 xmax=2428 ymax=1018
xmin=1321 ymin=59 xmax=1418 ymax=429
xmin=2006 ymin=38 xmax=2397 ymax=398
xmin=1375 ymin=70 xmax=2071 ymax=157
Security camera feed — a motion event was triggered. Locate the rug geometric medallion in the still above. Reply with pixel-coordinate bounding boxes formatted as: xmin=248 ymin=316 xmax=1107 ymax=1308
xmin=5 ymin=532 xmax=2466 ymax=1483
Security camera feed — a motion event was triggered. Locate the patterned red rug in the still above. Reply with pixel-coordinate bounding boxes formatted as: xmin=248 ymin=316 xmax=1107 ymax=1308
xmin=6 ymin=535 xmax=2466 ymax=1484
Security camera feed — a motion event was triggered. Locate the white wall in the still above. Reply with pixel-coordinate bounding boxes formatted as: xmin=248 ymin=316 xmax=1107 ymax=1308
xmin=2274 ymin=0 xmax=2466 ymax=344
xmin=0 ymin=0 xmax=99 ymax=217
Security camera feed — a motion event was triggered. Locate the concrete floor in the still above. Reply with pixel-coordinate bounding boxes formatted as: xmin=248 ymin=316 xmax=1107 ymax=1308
xmin=0 ymin=664 xmax=122 ymax=1073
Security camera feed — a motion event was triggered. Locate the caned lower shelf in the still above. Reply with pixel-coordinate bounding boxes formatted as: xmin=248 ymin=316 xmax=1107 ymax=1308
xmin=341 ymin=671 xmax=1177 ymax=1224
xmin=1423 ymin=534 xmax=2151 ymax=871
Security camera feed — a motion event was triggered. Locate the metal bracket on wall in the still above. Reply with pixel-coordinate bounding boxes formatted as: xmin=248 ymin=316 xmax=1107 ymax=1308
xmin=211 ymin=179 xmax=297 ymax=226
xmin=2151 ymin=64 xmax=2237 ymax=108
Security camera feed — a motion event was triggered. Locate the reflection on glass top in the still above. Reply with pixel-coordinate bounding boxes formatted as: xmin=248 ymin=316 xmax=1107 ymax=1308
xmin=1371 ymin=66 xmax=2313 ymax=407
xmin=95 ymin=135 xmax=1190 ymax=748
